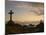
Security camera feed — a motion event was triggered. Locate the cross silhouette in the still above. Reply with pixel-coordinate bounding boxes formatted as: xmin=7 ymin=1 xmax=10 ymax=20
xmin=8 ymin=10 xmax=14 ymax=21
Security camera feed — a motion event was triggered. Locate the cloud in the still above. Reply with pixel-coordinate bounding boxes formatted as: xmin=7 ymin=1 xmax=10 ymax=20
xmin=29 ymin=7 xmax=44 ymax=15
xmin=9 ymin=2 xmax=43 ymax=15
xmin=14 ymin=2 xmax=44 ymax=15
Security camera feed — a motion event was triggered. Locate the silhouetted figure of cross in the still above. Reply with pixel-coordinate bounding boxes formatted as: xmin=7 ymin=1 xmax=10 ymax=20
xmin=8 ymin=10 xmax=14 ymax=21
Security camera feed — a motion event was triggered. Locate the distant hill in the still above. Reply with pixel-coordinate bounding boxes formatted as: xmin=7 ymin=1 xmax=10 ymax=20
xmin=5 ymin=20 xmax=44 ymax=34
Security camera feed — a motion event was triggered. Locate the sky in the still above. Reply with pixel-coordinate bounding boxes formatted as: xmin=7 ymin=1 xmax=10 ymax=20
xmin=5 ymin=0 xmax=44 ymax=23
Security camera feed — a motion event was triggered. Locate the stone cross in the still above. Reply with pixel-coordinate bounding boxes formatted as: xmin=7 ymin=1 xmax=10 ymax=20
xmin=8 ymin=10 xmax=14 ymax=21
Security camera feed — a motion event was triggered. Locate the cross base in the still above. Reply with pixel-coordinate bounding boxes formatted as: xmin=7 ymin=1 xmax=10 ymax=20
xmin=7 ymin=20 xmax=15 ymax=25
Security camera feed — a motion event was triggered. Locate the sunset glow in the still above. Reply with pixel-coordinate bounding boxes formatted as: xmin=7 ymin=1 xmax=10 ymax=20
xmin=5 ymin=1 xmax=44 ymax=22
